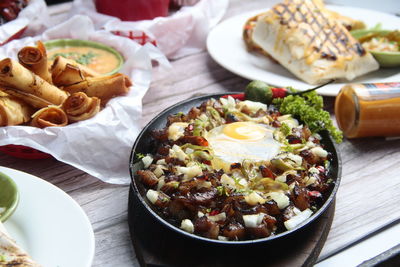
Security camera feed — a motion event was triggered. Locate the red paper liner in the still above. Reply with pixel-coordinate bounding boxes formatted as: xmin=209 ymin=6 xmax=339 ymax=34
xmin=0 ymin=145 xmax=52 ymax=159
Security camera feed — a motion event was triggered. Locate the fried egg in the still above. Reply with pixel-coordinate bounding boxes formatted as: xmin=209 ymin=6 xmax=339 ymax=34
xmin=205 ymin=121 xmax=281 ymax=172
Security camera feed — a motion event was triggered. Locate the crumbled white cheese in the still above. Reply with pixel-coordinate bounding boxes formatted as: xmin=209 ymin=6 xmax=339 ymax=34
xmin=311 ymin=147 xmax=328 ymax=158
xmin=284 ymin=208 xmax=313 ymax=230
xmin=243 ymin=213 xmax=266 ymax=228
xmin=146 ymin=189 xmax=159 ymax=204
xmin=244 ymin=192 xmax=266 ymax=205
xmin=168 ymin=122 xmax=188 ymax=141
xmin=266 ymin=192 xmax=290 ymax=209
xmin=141 ymin=155 xmax=153 ymax=168
xmin=198 ymin=211 xmax=205 ymax=218
xmin=208 ymin=212 xmax=226 ymax=222
xmin=180 ymin=219 xmax=194 ymax=233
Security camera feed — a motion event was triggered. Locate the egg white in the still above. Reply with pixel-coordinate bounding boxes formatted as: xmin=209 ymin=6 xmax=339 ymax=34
xmin=205 ymin=121 xmax=281 ymax=172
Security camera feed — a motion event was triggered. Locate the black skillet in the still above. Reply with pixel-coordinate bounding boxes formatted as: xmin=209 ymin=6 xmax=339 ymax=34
xmin=129 ymin=93 xmax=342 ymax=247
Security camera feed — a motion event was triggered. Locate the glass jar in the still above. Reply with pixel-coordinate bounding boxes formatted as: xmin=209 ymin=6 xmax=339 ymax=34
xmin=335 ymin=82 xmax=400 ymax=138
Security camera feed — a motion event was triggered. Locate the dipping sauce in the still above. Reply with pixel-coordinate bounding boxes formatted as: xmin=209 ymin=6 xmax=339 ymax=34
xmin=335 ymin=82 xmax=400 ymax=138
xmin=47 ymin=45 xmax=122 ymax=75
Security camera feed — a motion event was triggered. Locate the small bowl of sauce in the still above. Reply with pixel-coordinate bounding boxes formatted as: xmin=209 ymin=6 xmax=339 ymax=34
xmin=351 ymin=29 xmax=400 ymax=68
xmin=0 ymin=172 xmax=19 ymax=222
xmin=44 ymin=39 xmax=124 ymax=75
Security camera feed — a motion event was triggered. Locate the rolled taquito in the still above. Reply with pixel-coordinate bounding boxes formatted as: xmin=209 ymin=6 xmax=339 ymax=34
xmin=0 ymin=58 xmax=68 ymax=108
xmin=18 ymin=41 xmax=52 ymax=83
xmin=31 ymin=106 xmax=68 ymax=128
xmin=0 ymin=94 xmax=33 ymax=126
xmin=51 ymin=56 xmax=100 ymax=81
xmin=62 ymin=92 xmax=100 ymax=122
xmin=52 ymin=62 xmax=85 ymax=87
xmin=63 ymin=73 xmax=132 ymax=105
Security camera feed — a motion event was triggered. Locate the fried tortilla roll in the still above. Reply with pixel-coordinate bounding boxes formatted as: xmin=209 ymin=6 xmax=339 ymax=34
xmin=62 ymin=92 xmax=100 ymax=122
xmin=51 ymin=56 xmax=99 ymax=83
xmin=31 ymin=106 xmax=68 ymax=128
xmin=0 ymin=58 xmax=68 ymax=108
xmin=18 ymin=41 xmax=52 ymax=83
xmin=52 ymin=62 xmax=86 ymax=87
xmin=63 ymin=73 xmax=132 ymax=105
xmin=0 ymin=94 xmax=33 ymax=126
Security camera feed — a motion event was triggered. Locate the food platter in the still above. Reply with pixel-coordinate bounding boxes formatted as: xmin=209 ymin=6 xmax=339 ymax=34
xmin=0 ymin=167 xmax=95 ymax=267
xmin=206 ymin=6 xmax=400 ymax=96
xmin=129 ymin=93 xmax=341 ymax=246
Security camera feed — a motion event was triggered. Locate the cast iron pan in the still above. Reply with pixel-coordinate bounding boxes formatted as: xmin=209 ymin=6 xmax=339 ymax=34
xmin=129 ymin=93 xmax=342 ymax=246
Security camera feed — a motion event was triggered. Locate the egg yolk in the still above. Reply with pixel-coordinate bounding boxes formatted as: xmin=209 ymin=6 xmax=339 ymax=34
xmin=223 ymin=122 xmax=268 ymax=141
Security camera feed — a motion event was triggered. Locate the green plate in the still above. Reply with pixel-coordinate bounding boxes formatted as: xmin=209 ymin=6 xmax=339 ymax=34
xmin=351 ymin=29 xmax=400 ymax=68
xmin=44 ymin=39 xmax=125 ymax=75
xmin=0 ymin=172 xmax=19 ymax=222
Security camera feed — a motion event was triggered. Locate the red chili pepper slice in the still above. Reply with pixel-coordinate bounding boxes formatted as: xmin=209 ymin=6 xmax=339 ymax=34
xmin=308 ymin=191 xmax=322 ymax=198
xmin=209 ymin=210 xmax=220 ymax=216
xmin=271 ymin=87 xmax=288 ymax=99
xmin=221 ymin=93 xmax=245 ymax=101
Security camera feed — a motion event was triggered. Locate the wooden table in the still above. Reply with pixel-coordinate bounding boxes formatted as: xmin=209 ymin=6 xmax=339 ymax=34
xmin=1 ymin=0 xmax=400 ymax=266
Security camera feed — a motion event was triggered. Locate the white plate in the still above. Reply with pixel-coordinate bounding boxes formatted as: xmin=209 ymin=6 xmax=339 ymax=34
xmin=207 ymin=6 xmax=400 ymax=96
xmin=0 ymin=167 xmax=95 ymax=267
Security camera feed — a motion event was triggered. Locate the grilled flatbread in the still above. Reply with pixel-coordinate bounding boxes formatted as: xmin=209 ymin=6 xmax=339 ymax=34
xmin=0 ymin=222 xmax=41 ymax=266
xmin=248 ymin=0 xmax=378 ymax=84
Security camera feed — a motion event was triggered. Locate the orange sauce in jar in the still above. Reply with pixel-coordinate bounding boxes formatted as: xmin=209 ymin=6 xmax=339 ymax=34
xmin=335 ymin=83 xmax=400 ymax=138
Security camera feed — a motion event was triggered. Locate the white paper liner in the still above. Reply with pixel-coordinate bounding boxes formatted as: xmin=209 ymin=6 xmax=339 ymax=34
xmin=0 ymin=0 xmax=49 ymax=44
xmin=0 ymin=15 xmax=169 ymax=185
xmin=70 ymin=0 xmax=229 ymax=59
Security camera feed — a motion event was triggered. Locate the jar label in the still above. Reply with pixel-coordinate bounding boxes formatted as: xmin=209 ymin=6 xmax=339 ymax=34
xmin=356 ymin=82 xmax=400 ymax=100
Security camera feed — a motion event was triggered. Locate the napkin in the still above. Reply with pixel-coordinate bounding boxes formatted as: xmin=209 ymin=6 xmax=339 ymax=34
xmin=0 ymin=0 xmax=49 ymax=44
xmin=69 ymin=0 xmax=229 ymax=59
xmin=0 ymin=15 xmax=169 ymax=185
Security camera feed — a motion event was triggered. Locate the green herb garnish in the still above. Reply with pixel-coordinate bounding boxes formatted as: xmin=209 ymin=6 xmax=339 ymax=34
xmin=51 ymin=51 xmax=97 ymax=65
xmin=273 ymin=91 xmax=343 ymax=143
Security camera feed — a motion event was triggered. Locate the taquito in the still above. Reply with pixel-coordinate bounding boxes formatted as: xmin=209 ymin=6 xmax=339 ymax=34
xmin=62 ymin=92 xmax=100 ymax=122
xmin=52 ymin=63 xmax=85 ymax=87
xmin=18 ymin=41 xmax=52 ymax=83
xmin=0 ymin=58 xmax=68 ymax=108
xmin=63 ymin=73 xmax=132 ymax=105
xmin=51 ymin=56 xmax=100 ymax=80
xmin=0 ymin=94 xmax=33 ymax=126
xmin=31 ymin=106 xmax=68 ymax=128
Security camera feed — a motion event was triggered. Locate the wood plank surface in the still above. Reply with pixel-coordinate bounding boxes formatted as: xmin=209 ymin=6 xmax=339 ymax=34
xmin=1 ymin=0 xmax=400 ymax=266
